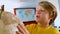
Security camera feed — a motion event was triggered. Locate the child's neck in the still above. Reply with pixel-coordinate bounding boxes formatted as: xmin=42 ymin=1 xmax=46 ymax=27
xmin=37 ymin=23 xmax=50 ymax=28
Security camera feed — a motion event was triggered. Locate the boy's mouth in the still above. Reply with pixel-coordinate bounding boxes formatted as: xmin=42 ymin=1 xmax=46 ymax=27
xmin=36 ymin=16 xmax=40 ymax=18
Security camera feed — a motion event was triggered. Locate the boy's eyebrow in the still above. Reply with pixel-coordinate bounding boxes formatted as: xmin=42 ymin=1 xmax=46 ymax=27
xmin=36 ymin=9 xmax=45 ymax=11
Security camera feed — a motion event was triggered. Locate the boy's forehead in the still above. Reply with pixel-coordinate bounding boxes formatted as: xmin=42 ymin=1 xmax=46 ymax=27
xmin=36 ymin=5 xmax=44 ymax=10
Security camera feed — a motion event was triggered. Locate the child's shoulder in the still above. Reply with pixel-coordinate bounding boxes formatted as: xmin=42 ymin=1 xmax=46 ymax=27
xmin=50 ymin=26 xmax=60 ymax=34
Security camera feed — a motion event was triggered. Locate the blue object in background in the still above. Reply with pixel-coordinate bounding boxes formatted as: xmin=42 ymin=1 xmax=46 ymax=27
xmin=16 ymin=8 xmax=35 ymax=22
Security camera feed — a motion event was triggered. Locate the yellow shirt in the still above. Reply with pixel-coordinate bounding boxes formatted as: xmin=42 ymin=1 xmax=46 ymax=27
xmin=26 ymin=24 xmax=60 ymax=34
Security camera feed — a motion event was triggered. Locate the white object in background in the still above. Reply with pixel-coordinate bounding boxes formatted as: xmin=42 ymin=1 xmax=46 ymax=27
xmin=4 ymin=23 xmax=18 ymax=34
xmin=0 ymin=11 xmax=23 ymax=34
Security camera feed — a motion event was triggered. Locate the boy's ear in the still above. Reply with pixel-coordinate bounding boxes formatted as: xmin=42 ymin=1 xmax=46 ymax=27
xmin=49 ymin=15 xmax=53 ymax=20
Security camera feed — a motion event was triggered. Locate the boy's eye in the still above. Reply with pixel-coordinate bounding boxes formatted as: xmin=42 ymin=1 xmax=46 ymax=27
xmin=36 ymin=9 xmax=45 ymax=13
xmin=39 ymin=10 xmax=45 ymax=12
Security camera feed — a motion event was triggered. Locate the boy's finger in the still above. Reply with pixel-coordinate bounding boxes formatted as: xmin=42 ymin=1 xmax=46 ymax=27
xmin=17 ymin=25 xmax=25 ymax=34
xmin=16 ymin=31 xmax=22 ymax=34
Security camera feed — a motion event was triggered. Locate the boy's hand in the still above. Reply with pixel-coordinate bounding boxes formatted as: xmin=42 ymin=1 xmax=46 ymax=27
xmin=16 ymin=24 xmax=29 ymax=34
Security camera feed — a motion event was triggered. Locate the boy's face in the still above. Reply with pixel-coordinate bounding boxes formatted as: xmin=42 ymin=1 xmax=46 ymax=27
xmin=36 ymin=5 xmax=51 ymax=24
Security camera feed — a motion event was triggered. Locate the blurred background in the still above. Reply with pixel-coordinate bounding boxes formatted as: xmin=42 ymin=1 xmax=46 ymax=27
xmin=0 ymin=0 xmax=60 ymax=31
